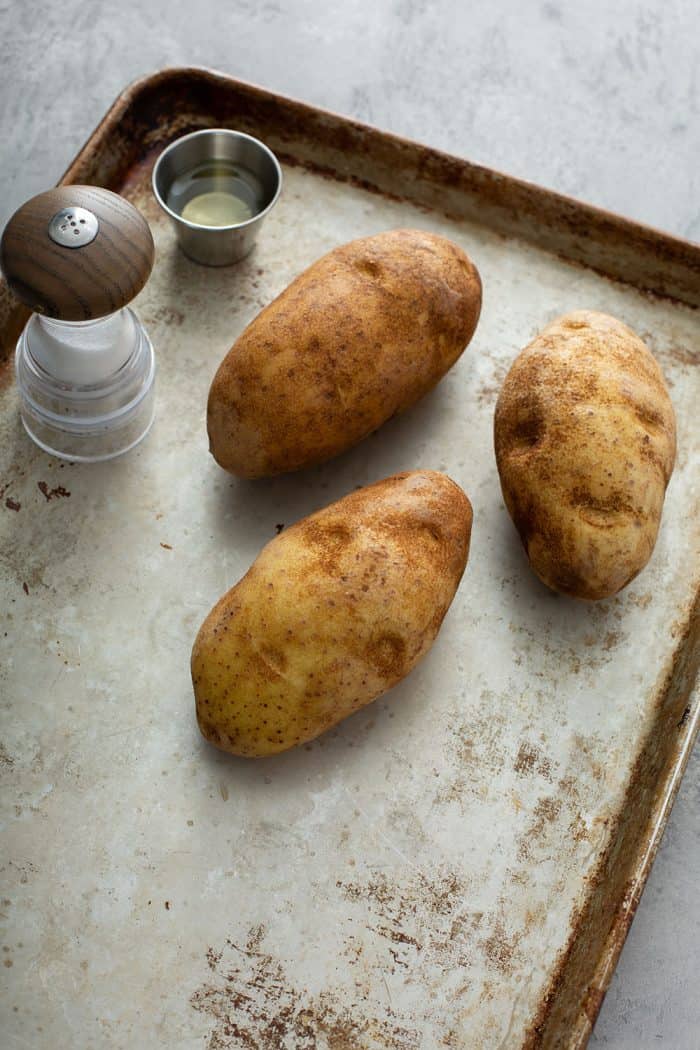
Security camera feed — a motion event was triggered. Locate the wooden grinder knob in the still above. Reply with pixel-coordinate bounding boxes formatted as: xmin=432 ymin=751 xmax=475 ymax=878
xmin=0 ymin=186 xmax=155 ymax=321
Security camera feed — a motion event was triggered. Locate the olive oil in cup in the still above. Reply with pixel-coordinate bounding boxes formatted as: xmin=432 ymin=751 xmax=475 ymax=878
xmin=167 ymin=161 xmax=260 ymax=227
xmin=152 ymin=130 xmax=282 ymax=266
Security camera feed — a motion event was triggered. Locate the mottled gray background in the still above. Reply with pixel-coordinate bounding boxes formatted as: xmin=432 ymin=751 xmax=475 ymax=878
xmin=0 ymin=1 xmax=697 ymax=1046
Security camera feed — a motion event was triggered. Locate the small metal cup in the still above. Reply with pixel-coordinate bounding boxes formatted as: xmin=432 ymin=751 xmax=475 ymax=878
xmin=152 ymin=129 xmax=282 ymax=266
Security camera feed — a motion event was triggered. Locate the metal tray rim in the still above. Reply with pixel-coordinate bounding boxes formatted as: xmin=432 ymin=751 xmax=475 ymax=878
xmin=68 ymin=66 xmax=700 ymax=282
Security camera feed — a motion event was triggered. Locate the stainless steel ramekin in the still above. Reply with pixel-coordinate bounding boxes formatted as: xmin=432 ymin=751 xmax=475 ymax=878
xmin=152 ymin=129 xmax=282 ymax=266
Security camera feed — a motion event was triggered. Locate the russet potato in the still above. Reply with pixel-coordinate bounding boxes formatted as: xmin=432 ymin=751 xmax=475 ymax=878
xmin=191 ymin=471 xmax=472 ymax=756
xmin=494 ymin=311 xmax=676 ymax=600
xmin=207 ymin=229 xmax=481 ymax=477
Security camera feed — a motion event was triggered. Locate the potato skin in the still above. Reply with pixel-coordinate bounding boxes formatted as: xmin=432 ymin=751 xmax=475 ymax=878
xmin=191 ymin=471 xmax=472 ymax=757
xmin=207 ymin=229 xmax=482 ymax=477
xmin=494 ymin=311 xmax=676 ymax=600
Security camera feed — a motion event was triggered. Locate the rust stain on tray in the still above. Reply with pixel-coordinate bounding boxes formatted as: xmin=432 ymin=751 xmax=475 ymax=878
xmin=193 ymin=924 xmax=419 ymax=1049
xmin=37 ymin=481 xmax=70 ymax=502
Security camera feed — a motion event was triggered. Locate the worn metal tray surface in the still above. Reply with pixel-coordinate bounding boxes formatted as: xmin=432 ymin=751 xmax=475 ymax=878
xmin=1 ymin=69 xmax=698 ymax=1050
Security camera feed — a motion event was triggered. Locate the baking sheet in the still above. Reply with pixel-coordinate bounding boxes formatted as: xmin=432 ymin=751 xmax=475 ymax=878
xmin=1 ymin=69 xmax=698 ymax=1049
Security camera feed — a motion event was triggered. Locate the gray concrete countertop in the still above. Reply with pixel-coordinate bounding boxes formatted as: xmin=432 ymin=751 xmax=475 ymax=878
xmin=1 ymin=1 xmax=697 ymax=1046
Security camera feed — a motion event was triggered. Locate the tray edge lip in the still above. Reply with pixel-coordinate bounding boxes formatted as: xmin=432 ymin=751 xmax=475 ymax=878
xmin=577 ymin=693 xmax=700 ymax=1047
xmin=560 ymin=644 xmax=700 ymax=1049
xmin=81 ymin=64 xmax=700 ymax=267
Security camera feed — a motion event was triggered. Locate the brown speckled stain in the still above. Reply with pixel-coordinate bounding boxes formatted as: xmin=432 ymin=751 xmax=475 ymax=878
xmin=336 ymin=866 xmax=481 ymax=985
xmin=435 ymin=692 xmax=523 ymax=807
xmin=476 ymin=361 xmax=509 ymax=407
xmin=480 ymin=920 xmax=524 ymax=977
xmin=142 ymin=303 xmax=185 ymax=328
xmin=628 ymin=591 xmax=653 ymax=610
xmin=602 ymin=630 xmax=622 ymax=652
xmin=192 ymin=924 xmax=419 ymax=1049
xmin=518 ymin=797 xmax=564 ymax=863
xmin=37 ymin=481 xmax=71 ymax=502
xmin=514 ymin=742 xmax=540 ymax=776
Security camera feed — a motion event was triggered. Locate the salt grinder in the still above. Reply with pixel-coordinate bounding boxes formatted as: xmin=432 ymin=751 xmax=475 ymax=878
xmin=0 ymin=186 xmax=156 ymax=461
